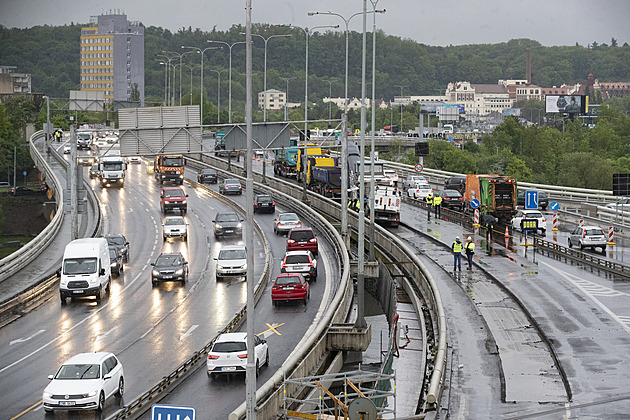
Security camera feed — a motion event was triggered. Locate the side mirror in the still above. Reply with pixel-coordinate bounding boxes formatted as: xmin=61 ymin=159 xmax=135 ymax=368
xmin=185 ymin=194 xmax=189 ymax=197
xmin=104 ymin=374 xmax=112 ymax=380
xmin=48 ymin=375 xmax=54 ymax=380
xmin=100 ymin=268 xmax=105 ymax=276
xmin=214 ymin=257 xmax=218 ymax=261
xmin=150 ymin=263 xmax=155 ymax=266
xmin=183 ymin=261 xmax=188 ymax=265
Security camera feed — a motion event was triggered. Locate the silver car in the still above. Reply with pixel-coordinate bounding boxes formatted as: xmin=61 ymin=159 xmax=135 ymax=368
xmin=215 ymin=245 xmax=247 ymax=280
xmin=219 ymin=178 xmax=242 ymax=195
xmin=163 ymin=216 xmax=188 ymax=241
xmin=568 ymin=225 xmax=607 ymax=252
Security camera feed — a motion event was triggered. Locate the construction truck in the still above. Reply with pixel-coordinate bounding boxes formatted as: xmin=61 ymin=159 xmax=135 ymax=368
xmin=155 ymin=154 xmax=185 ymax=185
xmin=299 ymin=155 xmax=335 ymax=184
xmin=464 ymin=174 xmax=517 ymax=221
xmin=274 ymin=147 xmax=299 ymax=178
xmin=308 ymin=165 xmax=342 ymax=198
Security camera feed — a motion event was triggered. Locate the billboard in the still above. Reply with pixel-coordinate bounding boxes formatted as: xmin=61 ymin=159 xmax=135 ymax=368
xmin=545 ymin=95 xmax=586 ymax=114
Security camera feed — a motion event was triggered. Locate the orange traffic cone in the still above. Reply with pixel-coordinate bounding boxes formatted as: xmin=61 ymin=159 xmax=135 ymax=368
xmin=504 ymin=225 xmax=509 ymax=239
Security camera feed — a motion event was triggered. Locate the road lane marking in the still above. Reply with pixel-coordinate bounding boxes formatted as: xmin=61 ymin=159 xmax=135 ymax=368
xmin=179 ymin=324 xmax=199 ymax=341
xmin=95 ymin=326 xmax=118 ymax=342
xmin=257 ymin=323 xmax=285 ymax=338
xmin=9 ymin=330 xmax=45 ymax=346
xmin=9 ymin=400 xmax=41 ymax=420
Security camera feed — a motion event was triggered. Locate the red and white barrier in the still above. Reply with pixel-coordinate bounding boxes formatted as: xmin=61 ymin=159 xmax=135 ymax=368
xmin=552 ymin=212 xmax=558 ymax=232
xmin=473 ymin=209 xmax=480 ymax=227
xmin=608 ymin=226 xmax=615 ymax=245
xmin=579 ymin=219 xmax=584 ymax=227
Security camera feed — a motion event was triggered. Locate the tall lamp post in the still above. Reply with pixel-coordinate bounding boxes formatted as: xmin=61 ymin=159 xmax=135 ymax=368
xmin=309 ymin=8 xmax=385 ymax=248
xmin=181 ymin=45 xmax=221 ymax=124
xmin=208 ymin=69 xmax=227 ymax=123
xmin=279 ymin=76 xmax=294 ymax=121
xmin=164 ymin=50 xmax=195 ymax=106
xmin=323 ymin=79 xmax=333 ymax=125
xmin=243 ymin=33 xmax=292 ymax=122
xmin=208 ymin=40 xmax=247 ymax=124
xmin=394 ymin=84 xmax=407 ymax=132
xmin=157 ymin=53 xmax=177 ymax=105
xmin=368 ymin=0 xmax=382 ymax=261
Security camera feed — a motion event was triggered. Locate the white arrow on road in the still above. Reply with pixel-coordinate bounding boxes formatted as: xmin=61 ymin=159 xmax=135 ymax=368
xmin=10 ymin=330 xmax=45 ymax=346
xmin=179 ymin=325 xmax=198 ymax=341
xmin=95 ymin=326 xmax=118 ymax=342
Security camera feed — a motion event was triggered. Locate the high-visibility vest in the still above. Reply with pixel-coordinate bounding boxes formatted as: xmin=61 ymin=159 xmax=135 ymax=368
xmin=426 ymin=196 xmax=433 ymax=205
xmin=466 ymin=242 xmax=475 ymax=253
xmin=452 ymin=241 xmax=463 ymax=253
xmin=433 ymin=196 xmax=442 ymax=206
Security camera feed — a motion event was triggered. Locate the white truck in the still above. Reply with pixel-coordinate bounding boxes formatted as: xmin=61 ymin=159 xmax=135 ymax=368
xmin=60 ymin=238 xmax=111 ymax=304
xmin=99 ymin=153 xmax=127 ymax=187
xmin=373 ymin=185 xmax=401 ymax=227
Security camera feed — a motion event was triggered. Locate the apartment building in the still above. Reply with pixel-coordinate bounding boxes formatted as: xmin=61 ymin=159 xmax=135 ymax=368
xmin=80 ymin=12 xmax=144 ymax=105
xmin=0 ymin=66 xmax=31 ymax=94
xmin=258 ymin=89 xmax=285 ymax=110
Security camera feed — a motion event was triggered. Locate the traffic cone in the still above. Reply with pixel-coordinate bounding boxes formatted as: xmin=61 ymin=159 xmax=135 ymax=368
xmin=504 ymin=226 xmax=509 ymax=240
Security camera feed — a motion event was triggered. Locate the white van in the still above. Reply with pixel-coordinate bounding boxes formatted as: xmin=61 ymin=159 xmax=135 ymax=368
xmin=60 ymin=238 xmax=111 ymax=304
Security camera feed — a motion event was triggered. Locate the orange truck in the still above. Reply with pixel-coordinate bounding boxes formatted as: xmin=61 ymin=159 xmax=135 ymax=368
xmin=465 ymin=174 xmax=517 ymax=221
xmin=154 ymin=154 xmax=185 ymax=185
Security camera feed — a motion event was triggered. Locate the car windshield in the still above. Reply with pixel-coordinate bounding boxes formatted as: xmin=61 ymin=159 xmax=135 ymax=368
xmin=443 ymin=191 xmax=460 ymax=197
xmin=155 ymin=255 xmax=181 ymax=267
xmin=109 ymin=249 xmax=117 ymax=259
xmin=212 ymin=341 xmax=246 ymax=353
xmin=216 ymin=213 xmax=239 ymax=222
xmin=225 ymin=179 xmax=240 ymax=185
xmin=63 ymin=258 xmax=98 ymax=275
xmin=102 ymin=163 xmax=123 ymax=171
xmin=165 ymin=217 xmax=185 ymax=226
xmin=275 ymin=276 xmax=301 ymax=286
xmin=290 ymin=231 xmax=314 ymax=241
xmin=286 ymin=254 xmax=310 ymax=264
xmin=257 ymin=195 xmax=272 ymax=203
xmin=585 ymin=229 xmax=604 ymax=236
xmin=523 ymin=212 xmax=543 ymax=218
xmin=218 ymin=249 xmax=246 ymax=260
xmin=55 ymin=364 xmax=100 ymax=380
xmin=279 ymin=213 xmax=299 ymax=222
xmin=164 ymin=189 xmax=184 ymax=198
xmin=202 ymin=169 xmax=216 ymax=175
xmin=106 ymin=236 xmax=125 ymax=246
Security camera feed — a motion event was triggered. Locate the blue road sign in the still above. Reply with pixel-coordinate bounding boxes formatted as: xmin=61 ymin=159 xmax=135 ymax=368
xmin=549 ymin=201 xmax=560 ymax=211
xmin=22 ymin=171 xmax=27 ymax=176
xmin=447 ymin=136 xmax=454 ymax=142
xmin=525 ymin=190 xmax=538 ymax=209
xmin=470 ymin=198 xmax=480 ymax=209
xmin=265 ymin=153 xmax=269 ymax=159
xmin=152 ymin=404 xmax=196 ymax=420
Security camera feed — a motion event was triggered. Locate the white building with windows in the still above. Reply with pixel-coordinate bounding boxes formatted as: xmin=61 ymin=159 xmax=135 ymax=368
xmin=258 ymin=89 xmax=286 ymax=110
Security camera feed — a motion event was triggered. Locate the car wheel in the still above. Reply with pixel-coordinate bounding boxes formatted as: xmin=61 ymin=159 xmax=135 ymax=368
xmin=163 ymin=236 xmax=167 ymax=242
xmin=303 ymin=296 xmax=308 ymax=306
xmin=152 ymin=279 xmax=157 ymax=287
xmin=272 ymin=299 xmax=277 ymax=307
xmin=184 ymin=234 xmax=188 ymax=242
xmin=580 ymin=242 xmax=585 ymax=250
xmin=97 ymin=391 xmax=105 ymax=411
xmin=124 ymin=253 xmax=129 ymax=263
xmin=256 ymin=360 xmax=260 ymax=378
xmin=540 ymin=229 xmax=546 ymax=235
xmin=313 ymin=271 xmax=317 ymax=282
xmin=95 ymin=286 xmax=103 ymax=302
xmin=60 ymin=294 xmax=66 ymax=304
xmin=568 ymin=238 xmax=572 ymax=248
xmin=264 ymin=349 xmax=270 ymax=366
xmin=120 ymin=264 xmax=124 ymax=272
xmin=116 ymin=377 xmax=124 ymax=397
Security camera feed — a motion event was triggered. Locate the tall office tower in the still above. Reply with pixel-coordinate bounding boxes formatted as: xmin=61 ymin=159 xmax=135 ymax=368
xmin=80 ymin=11 xmax=144 ymax=106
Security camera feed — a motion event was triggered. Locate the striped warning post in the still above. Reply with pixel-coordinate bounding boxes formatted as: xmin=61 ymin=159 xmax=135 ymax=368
xmin=473 ymin=209 xmax=480 ymax=227
xmin=552 ymin=212 xmax=558 ymax=232
xmin=608 ymin=226 xmax=615 ymax=245
xmin=579 ymin=219 xmax=584 ymax=227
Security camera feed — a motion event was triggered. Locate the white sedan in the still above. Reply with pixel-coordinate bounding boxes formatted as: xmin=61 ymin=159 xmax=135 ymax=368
xmin=42 ymin=352 xmax=124 ymax=413
xmin=127 ymin=156 xmax=142 ymax=164
xmin=163 ymin=215 xmax=188 ymax=241
xmin=207 ymin=332 xmax=269 ymax=378
xmin=511 ymin=209 xmax=547 ymax=234
xmin=407 ymin=182 xmax=433 ymax=200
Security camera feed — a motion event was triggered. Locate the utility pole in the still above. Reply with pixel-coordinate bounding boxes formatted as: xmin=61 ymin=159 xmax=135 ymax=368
xmin=70 ymin=125 xmax=79 ymax=240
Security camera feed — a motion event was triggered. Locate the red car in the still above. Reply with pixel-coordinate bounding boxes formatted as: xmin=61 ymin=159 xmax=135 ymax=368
xmin=271 ymin=273 xmax=310 ymax=306
xmin=160 ymin=187 xmax=188 ymax=214
xmin=286 ymin=227 xmax=318 ymax=255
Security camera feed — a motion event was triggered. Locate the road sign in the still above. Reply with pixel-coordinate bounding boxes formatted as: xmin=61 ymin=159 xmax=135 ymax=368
xmin=22 ymin=171 xmax=27 ymax=176
xmin=447 ymin=136 xmax=454 ymax=142
xmin=151 ymin=404 xmax=196 ymax=420
xmin=265 ymin=153 xmax=269 ymax=159
xmin=525 ymin=190 xmax=538 ymax=209
xmin=470 ymin=198 xmax=480 ymax=209
xmin=549 ymin=201 xmax=560 ymax=211
xmin=414 ymin=163 xmax=423 ymax=173
xmin=521 ymin=219 xmax=539 ymax=231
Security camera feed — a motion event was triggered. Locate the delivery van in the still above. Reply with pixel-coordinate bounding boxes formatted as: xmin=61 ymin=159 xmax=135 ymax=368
xmin=60 ymin=238 xmax=111 ymax=304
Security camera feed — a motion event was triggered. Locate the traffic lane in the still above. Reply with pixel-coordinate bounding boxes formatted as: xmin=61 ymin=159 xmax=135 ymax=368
xmin=137 ymin=213 xmax=338 ymax=420
xmin=0 ymin=169 xmax=260 ymax=418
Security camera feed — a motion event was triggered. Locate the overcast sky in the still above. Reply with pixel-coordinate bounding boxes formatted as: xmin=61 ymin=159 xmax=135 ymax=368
xmin=2 ymin=0 xmax=629 ymax=47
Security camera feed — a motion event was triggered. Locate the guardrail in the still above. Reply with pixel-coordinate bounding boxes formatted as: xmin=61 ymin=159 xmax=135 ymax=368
xmin=0 ymin=132 xmax=64 ymax=283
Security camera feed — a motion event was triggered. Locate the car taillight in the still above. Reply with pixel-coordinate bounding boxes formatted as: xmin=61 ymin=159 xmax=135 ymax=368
xmin=444 ymin=197 xmax=450 ymax=200
xmin=297 ymin=222 xmax=302 ymax=226
xmin=271 ymin=201 xmax=275 ymax=205
xmin=308 ymin=238 xmax=316 ymax=243
xmin=288 ymin=239 xmax=296 ymax=244
xmin=237 ymin=354 xmax=247 ymax=359
xmin=308 ymin=263 xmax=314 ymax=267
xmin=208 ymin=354 xmax=219 ymax=360
xmin=281 ymin=262 xmax=287 ymax=269
xmin=542 ymin=218 xmax=546 ymax=222
xmin=583 ymin=231 xmax=586 ymax=238
xmin=297 ymin=283 xmax=305 ymax=289
xmin=254 ymin=202 xmax=258 ymax=206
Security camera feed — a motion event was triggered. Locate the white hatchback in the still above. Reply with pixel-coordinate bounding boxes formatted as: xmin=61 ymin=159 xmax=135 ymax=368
xmin=407 ymin=182 xmax=433 ymax=200
xmin=207 ymin=332 xmax=269 ymax=378
xmin=163 ymin=215 xmax=188 ymax=241
xmin=215 ymin=245 xmax=247 ymax=280
xmin=42 ymin=352 xmax=124 ymax=413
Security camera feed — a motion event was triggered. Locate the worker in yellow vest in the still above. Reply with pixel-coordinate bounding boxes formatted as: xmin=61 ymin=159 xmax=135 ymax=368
xmin=433 ymin=194 xmax=442 ymax=217
xmin=425 ymin=193 xmax=433 ymax=221
xmin=465 ymin=236 xmax=475 ymax=270
xmin=452 ymin=236 xmax=462 ymax=271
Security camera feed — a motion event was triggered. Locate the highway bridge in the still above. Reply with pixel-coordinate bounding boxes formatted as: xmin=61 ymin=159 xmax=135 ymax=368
xmin=1 ymin=131 xmax=630 ymax=419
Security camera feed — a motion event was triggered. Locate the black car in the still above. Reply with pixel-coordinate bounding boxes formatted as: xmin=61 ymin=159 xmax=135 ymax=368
xmin=197 ymin=168 xmax=218 ymax=184
xmin=109 ymin=247 xmax=123 ymax=276
xmin=254 ymin=194 xmax=275 ymax=214
xmin=151 ymin=252 xmax=188 ymax=285
xmin=444 ymin=176 xmax=466 ymax=194
xmin=213 ymin=212 xmax=243 ymax=238
xmin=438 ymin=189 xmax=464 ymax=210
xmin=517 ymin=190 xmax=549 ymax=211
xmin=10 ymin=186 xmax=38 ymax=196
xmin=104 ymin=234 xmax=130 ymax=263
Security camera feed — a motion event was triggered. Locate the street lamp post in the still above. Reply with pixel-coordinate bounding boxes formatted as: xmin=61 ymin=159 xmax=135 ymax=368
xmin=208 ymin=69 xmax=227 ymax=123
xmin=244 ymin=33 xmax=292 ymax=122
xmin=158 ymin=53 xmax=177 ymax=105
xmin=208 ymin=40 xmax=247 ymax=124
xmin=181 ymin=45 xmax=221 ymax=124
xmin=279 ymin=77 xmax=294 ymax=121
xmin=368 ymin=0 xmax=381 ymax=261
xmin=394 ymin=84 xmax=406 ymax=132
xmin=323 ymin=80 xmax=333 ymax=124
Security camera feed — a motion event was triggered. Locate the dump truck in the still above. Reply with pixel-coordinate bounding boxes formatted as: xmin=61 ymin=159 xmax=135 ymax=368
xmin=274 ymin=147 xmax=299 ymax=178
xmin=464 ymin=174 xmax=517 ymax=221
xmin=155 ymin=154 xmax=185 ymax=185
xmin=308 ymin=166 xmax=342 ymax=198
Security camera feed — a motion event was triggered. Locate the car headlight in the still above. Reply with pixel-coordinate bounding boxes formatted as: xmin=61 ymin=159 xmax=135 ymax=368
xmin=237 ymin=223 xmax=242 ymax=228
xmin=152 ymin=270 xmax=160 ymax=276
xmin=181 ymin=200 xmax=186 ymax=205
xmin=86 ymin=391 xmax=97 ymax=398
xmin=179 ymin=175 xmax=184 ymax=179
xmin=215 ymin=223 xmax=222 ymax=229
xmin=43 ymin=392 xmax=52 ymax=399
xmin=175 ymin=269 xmax=184 ymax=276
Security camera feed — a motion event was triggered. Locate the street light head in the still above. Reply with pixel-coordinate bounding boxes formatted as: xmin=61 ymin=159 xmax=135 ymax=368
xmin=307 ymin=12 xmax=317 ymax=16
xmin=376 ymin=9 xmax=386 ymax=13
